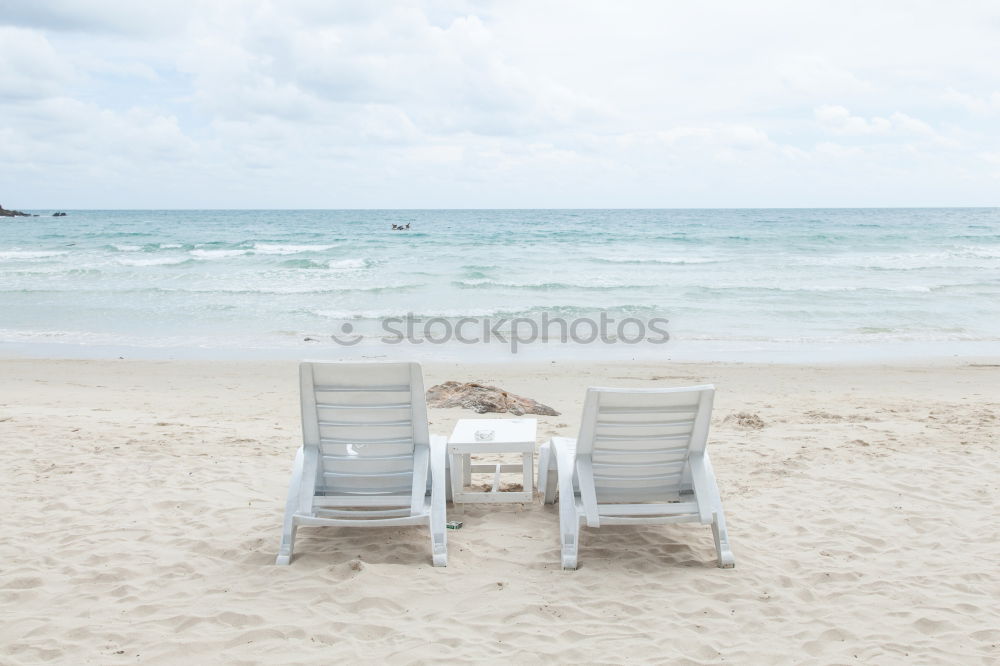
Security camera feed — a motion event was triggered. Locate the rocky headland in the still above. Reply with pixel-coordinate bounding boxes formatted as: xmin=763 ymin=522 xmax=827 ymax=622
xmin=0 ymin=204 xmax=34 ymax=217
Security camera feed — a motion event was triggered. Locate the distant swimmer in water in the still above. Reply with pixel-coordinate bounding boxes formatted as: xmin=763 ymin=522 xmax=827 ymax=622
xmin=391 ymin=224 xmax=400 ymax=230
xmin=405 ymin=223 xmax=411 ymax=230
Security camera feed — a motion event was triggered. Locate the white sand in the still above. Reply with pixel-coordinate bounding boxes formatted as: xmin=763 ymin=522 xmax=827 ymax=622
xmin=2 ymin=358 xmax=999 ymax=664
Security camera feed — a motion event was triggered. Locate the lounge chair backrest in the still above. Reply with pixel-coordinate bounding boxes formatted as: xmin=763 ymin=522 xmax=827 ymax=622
xmin=300 ymin=361 xmax=429 ymax=496
xmin=575 ymin=385 xmax=715 ymax=501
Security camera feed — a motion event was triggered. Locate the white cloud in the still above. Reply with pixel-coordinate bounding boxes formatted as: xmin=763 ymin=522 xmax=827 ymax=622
xmin=814 ymin=142 xmax=864 ymax=159
xmin=814 ymin=105 xmax=940 ymax=139
xmin=815 ymin=106 xmax=886 ymax=135
xmin=777 ymin=57 xmax=872 ymax=97
xmin=0 ymin=26 xmax=75 ymax=100
xmin=1 ymin=1 xmax=999 ymax=207
xmin=942 ymin=88 xmax=1000 ymax=114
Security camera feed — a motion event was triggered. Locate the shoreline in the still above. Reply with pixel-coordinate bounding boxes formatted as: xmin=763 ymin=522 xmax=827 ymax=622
xmin=4 ymin=354 xmax=1000 ymax=370
xmin=3 ymin=338 xmax=999 ymax=364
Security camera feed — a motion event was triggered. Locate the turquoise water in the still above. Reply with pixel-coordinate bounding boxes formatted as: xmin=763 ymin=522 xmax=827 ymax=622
xmin=1 ymin=209 xmax=999 ymax=359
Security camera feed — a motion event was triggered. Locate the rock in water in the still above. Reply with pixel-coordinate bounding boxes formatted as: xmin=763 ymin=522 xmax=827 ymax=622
xmin=426 ymin=381 xmax=560 ymax=416
xmin=0 ymin=204 xmax=32 ymax=217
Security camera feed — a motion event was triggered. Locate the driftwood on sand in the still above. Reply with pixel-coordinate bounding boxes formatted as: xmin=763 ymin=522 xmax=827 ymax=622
xmin=426 ymin=381 xmax=560 ymax=416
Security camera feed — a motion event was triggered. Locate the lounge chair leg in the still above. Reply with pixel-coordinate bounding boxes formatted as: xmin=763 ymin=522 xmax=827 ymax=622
xmin=561 ymin=517 xmax=579 ymax=570
xmin=431 ymin=529 xmax=447 ymax=567
xmin=276 ymin=447 xmax=305 ymax=565
xmin=429 ymin=511 xmax=447 ymax=567
xmin=430 ymin=489 xmax=448 ymax=567
xmin=712 ymin=510 xmax=735 ymax=569
xmin=276 ymin=520 xmax=297 ymax=566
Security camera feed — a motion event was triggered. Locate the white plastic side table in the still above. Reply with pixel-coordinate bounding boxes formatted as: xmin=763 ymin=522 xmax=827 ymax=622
xmin=447 ymin=418 xmax=537 ymax=504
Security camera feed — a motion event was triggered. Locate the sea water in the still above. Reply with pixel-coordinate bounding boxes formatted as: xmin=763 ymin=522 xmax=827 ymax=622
xmin=1 ymin=208 xmax=998 ymax=360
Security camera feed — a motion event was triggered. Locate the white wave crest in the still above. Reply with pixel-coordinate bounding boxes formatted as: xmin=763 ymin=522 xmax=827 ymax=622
xmin=592 ymin=255 xmax=719 ymax=265
xmin=800 ymin=250 xmax=1000 ymax=270
xmin=326 ymin=258 xmax=369 ymax=269
xmin=0 ymin=250 xmax=69 ymax=260
xmin=311 ymin=307 xmax=506 ymax=319
xmin=189 ymin=249 xmax=248 ymax=259
xmin=117 ymin=257 xmax=190 ymax=267
xmin=253 ymin=243 xmax=339 ymax=255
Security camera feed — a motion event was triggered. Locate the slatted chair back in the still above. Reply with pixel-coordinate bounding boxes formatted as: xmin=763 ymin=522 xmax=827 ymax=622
xmin=300 ymin=361 xmax=429 ymax=499
xmin=575 ymin=385 xmax=715 ymax=503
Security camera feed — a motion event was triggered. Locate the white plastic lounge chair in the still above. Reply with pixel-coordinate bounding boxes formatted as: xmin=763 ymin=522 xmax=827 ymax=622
xmin=276 ymin=361 xmax=447 ymax=566
xmin=538 ymin=385 xmax=734 ymax=570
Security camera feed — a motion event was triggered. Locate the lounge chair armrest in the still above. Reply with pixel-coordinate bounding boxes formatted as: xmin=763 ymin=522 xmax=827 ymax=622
xmin=428 ymin=436 xmax=448 ymax=565
xmin=551 ymin=438 xmax=576 ymax=477
xmin=574 ymin=455 xmax=600 ymax=528
xmin=283 ymin=446 xmax=305 ymax=516
xmin=551 ymin=438 xmax=583 ymax=547
xmin=411 ymin=444 xmax=430 ymax=516
xmin=688 ymin=453 xmax=717 ymax=524
xmin=297 ymin=446 xmax=320 ymax=515
xmin=538 ymin=439 xmax=561 ymax=504
xmin=429 ymin=436 xmax=447 ymax=507
xmin=547 ymin=438 xmax=577 ymax=474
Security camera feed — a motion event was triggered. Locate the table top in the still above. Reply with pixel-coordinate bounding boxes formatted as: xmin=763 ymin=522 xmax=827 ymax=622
xmin=448 ymin=417 xmax=538 ymax=446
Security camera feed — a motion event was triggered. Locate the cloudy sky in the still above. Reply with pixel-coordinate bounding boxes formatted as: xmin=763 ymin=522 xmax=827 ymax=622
xmin=2 ymin=1 xmax=999 ymax=208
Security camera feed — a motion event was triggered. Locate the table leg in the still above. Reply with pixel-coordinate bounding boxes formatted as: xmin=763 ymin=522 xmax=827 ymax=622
xmin=449 ymin=452 xmax=464 ymax=504
xmin=463 ymin=453 xmax=472 ymax=486
xmin=523 ymin=451 xmax=534 ymax=497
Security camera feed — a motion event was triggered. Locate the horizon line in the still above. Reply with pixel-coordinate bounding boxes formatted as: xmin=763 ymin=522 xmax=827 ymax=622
xmin=7 ymin=206 xmax=1000 ymax=212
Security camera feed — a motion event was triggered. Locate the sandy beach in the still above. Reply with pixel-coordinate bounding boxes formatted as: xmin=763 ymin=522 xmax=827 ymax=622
xmin=1 ymin=357 xmax=998 ymax=664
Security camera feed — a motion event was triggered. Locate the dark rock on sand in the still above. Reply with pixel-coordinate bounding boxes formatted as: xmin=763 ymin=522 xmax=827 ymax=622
xmin=426 ymin=381 xmax=560 ymax=416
